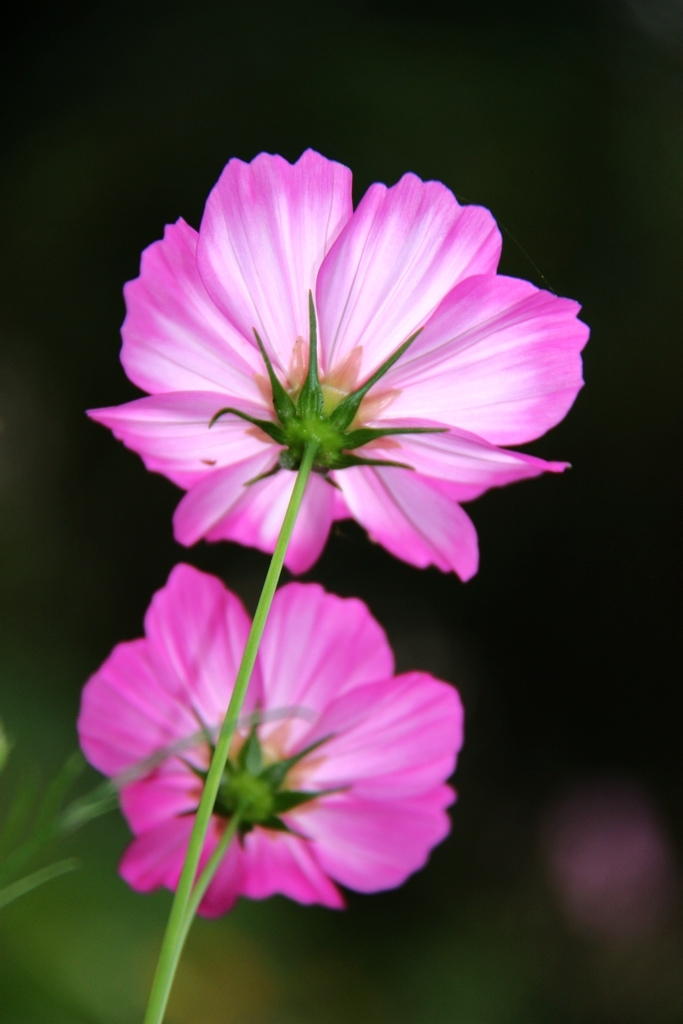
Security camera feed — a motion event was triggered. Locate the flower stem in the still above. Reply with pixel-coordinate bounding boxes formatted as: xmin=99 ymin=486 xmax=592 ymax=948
xmin=142 ymin=443 xmax=318 ymax=1024
xmin=178 ymin=811 xmax=242 ymax=946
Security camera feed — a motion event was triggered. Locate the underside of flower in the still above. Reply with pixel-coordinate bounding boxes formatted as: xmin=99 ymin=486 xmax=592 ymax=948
xmin=209 ymin=292 xmax=444 ymax=481
xmin=190 ymin=722 xmax=335 ymax=836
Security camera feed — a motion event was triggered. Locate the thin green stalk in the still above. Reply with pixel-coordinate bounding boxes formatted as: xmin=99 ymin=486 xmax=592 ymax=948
xmin=143 ymin=442 xmax=318 ymax=1024
xmin=0 ymin=858 xmax=78 ymax=911
xmin=180 ymin=812 xmax=242 ymax=947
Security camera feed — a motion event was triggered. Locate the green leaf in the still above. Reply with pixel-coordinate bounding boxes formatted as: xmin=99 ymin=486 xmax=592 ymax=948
xmin=58 ymin=781 xmax=119 ymax=834
xmin=329 ymin=328 xmax=423 ymax=431
xmin=33 ymin=752 xmax=84 ymax=836
xmin=296 ymin=292 xmax=324 ymax=419
xmin=253 ymin=329 xmax=297 ymax=424
xmin=208 ymin=406 xmax=286 ymax=444
xmin=0 ymin=718 xmax=10 ymax=774
xmin=0 ymin=858 xmax=78 ymax=911
xmin=0 ymin=770 xmax=41 ymax=864
xmin=0 ymin=752 xmax=84 ymax=887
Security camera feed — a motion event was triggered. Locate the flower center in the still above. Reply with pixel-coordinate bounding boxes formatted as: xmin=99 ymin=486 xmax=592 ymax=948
xmin=215 ymin=769 xmax=274 ymax=823
xmin=209 ymin=293 xmax=444 ymax=480
xmin=190 ymin=724 xmax=336 ymax=834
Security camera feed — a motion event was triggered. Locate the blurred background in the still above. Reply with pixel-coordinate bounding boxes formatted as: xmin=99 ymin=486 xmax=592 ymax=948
xmin=0 ymin=0 xmax=682 ymax=1020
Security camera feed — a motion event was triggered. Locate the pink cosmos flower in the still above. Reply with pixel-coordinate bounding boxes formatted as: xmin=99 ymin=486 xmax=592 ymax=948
xmin=90 ymin=150 xmax=588 ymax=579
xmin=77 ymin=563 xmax=463 ymax=914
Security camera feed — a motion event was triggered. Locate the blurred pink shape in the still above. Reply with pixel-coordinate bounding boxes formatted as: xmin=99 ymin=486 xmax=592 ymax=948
xmin=78 ymin=563 xmax=464 ymax=915
xmin=544 ymin=779 xmax=677 ymax=940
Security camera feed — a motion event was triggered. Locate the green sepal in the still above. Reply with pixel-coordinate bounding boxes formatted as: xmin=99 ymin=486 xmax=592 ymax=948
xmin=329 ymin=453 xmax=414 ymax=471
xmin=238 ymin=725 xmax=263 ymax=776
xmin=259 ymin=735 xmax=332 ymax=790
xmin=340 ymin=425 xmax=447 ymax=451
xmin=208 ymin=406 xmax=286 ymax=445
xmin=253 ymin=329 xmax=297 ymax=423
xmin=272 ymin=788 xmax=342 ymax=813
xmin=296 ymin=292 xmax=324 ymax=419
xmin=329 ymin=328 xmax=423 ymax=431
xmin=244 ymin=463 xmax=281 ymax=487
xmin=254 ymin=816 xmax=306 ymax=838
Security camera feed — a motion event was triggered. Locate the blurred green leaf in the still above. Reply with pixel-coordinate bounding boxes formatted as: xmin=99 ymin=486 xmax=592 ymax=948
xmin=0 ymin=718 xmax=10 ymax=773
xmin=58 ymin=779 xmax=119 ymax=834
xmin=0 ymin=858 xmax=78 ymax=911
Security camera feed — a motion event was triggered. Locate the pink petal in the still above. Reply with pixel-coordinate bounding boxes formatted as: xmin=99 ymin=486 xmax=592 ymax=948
xmin=77 ymin=638 xmax=198 ymax=777
xmin=316 ymin=173 xmax=501 ymax=375
xmin=143 ymin=563 xmax=260 ymax=728
xmin=120 ymin=218 xmax=263 ymax=401
xmin=256 ymin=583 xmax=394 ymax=727
xmin=371 ymin=418 xmax=567 ymax=503
xmin=336 ymin=466 xmax=480 ymax=579
xmin=197 ymin=150 xmax=353 ymax=372
xmin=202 ymin=468 xmax=336 ymax=575
xmin=120 ymin=766 xmax=198 ymax=833
xmin=299 ymin=787 xmax=454 ymax=893
xmin=172 ymin=450 xmax=280 ymax=544
xmin=238 ymin=828 xmax=343 ymax=909
xmin=299 ymin=672 xmax=463 ymax=800
xmin=120 ymin=815 xmax=196 ymax=894
xmin=196 ymin=829 xmax=248 ymax=917
xmin=88 ymin=393 xmax=274 ymax=489
xmin=385 ymin=274 xmax=589 ymax=445
xmin=121 ymin=815 xmax=229 ymax=902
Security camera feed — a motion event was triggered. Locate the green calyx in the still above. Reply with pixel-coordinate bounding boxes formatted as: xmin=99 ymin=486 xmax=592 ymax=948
xmin=209 ymin=292 xmax=445 ymax=479
xmin=189 ymin=725 xmax=336 ymax=835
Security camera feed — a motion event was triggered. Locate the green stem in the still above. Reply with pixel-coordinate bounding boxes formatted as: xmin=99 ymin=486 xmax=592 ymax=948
xmin=142 ymin=442 xmax=318 ymax=1024
xmin=180 ymin=812 xmax=242 ymax=945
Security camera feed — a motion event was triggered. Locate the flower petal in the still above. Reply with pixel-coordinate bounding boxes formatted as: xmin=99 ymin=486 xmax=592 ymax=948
xmin=120 ymin=218 xmax=263 ymax=400
xmin=197 ymin=150 xmax=353 ymax=372
xmin=374 ymin=418 xmax=567 ymax=502
xmin=77 ymin=638 xmax=198 ymax=776
xmin=316 ymin=173 xmax=501 ymax=374
xmin=299 ymin=787 xmax=454 ymax=893
xmin=120 ymin=767 xmax=197 ymax=834
xmin=299 ymin=672 xmax=463 ymax=800
xmin=142 ymin=563 xmax=259 ymax=727
xmin=197 ymin=828 xmax=248 ymax=917
xmin=385 ymin=274 xmax=589 ymax=445
xmin=199 ymin=468 xmax=337 ymax=575
xmin=257 ymin=583 xmax=394 ymax=729
xmin=89 ymin=392 xmax=274 ymax=489
xmin=238 ymin=829 xmax=343 ymax=909
xmin=119 ymin=815 xmax=196 ymax=894
xmin=336 ymin=466 xmax=479 ymax=579
xmin=172 ymin=450 xmax=280 ymax=544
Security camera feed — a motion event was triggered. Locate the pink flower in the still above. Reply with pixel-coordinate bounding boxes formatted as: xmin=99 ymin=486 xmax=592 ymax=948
xmin=77 ymin=564 xmax=463 ymax=914
xmin=90 ymin=150 xmax=588 ymax=579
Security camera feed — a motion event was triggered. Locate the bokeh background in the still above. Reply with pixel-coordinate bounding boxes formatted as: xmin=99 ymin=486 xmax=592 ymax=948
xmin=1 ymin=1 xmax=682 ymax=1021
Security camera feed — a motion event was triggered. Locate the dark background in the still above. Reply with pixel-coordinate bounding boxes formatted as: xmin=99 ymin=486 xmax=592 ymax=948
xmin=0 ymin=1 xmax=681 ymax=1021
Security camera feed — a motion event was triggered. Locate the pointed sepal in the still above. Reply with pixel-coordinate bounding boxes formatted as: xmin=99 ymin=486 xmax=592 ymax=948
xmin=296 ymin=292 xmax=324 ymax=420
xmin=209 ymin=406 xmax=286 ymax=445
xmin=340 ymin=425 xmax=447 ymax=451
xmin=253 ymin=329 xmax=297 ymax=424
xmin=329 ymin=328 xmax=423 ymax=431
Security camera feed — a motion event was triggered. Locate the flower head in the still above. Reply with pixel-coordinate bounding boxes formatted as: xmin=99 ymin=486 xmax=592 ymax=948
xmin=77 ymin=564 xmax=463 ymax=914
xmin=90 ymin=150 xmax=588 ymax=578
